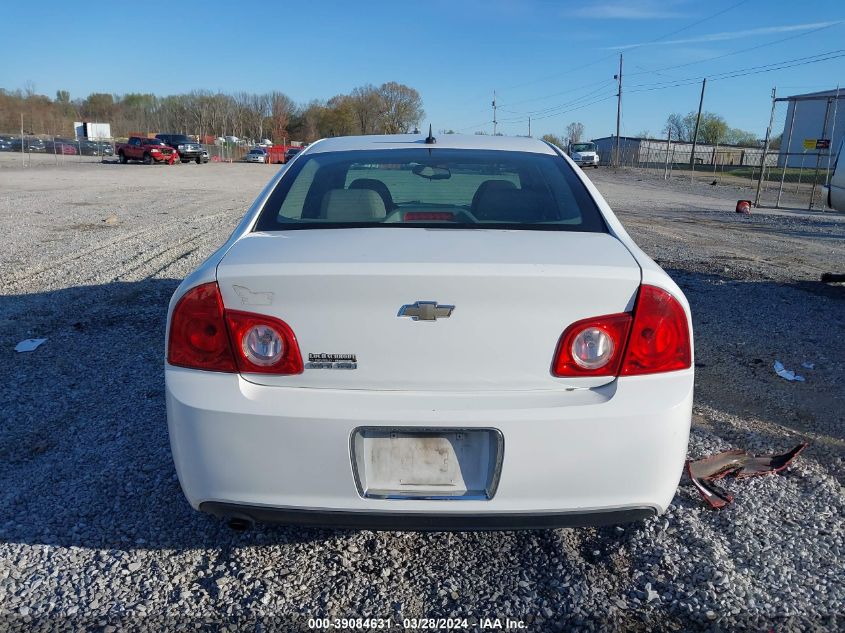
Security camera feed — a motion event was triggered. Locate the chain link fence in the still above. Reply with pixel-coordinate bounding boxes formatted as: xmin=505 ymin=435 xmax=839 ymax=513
xmin=596 ymin=89 xmax=843 ymax=212
xmin=753 ymin=91 xmax=842 ymax=210
xmin=0 ymin=132 xmax=119 ymax=165
xmin=0 ymin=132 xmax=272 ymax=166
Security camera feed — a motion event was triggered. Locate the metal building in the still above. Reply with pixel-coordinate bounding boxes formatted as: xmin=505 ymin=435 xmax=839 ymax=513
xmin=591 ymin=136 xmax=774 ymax=168
xmin=778 ymin=89 xmax=844 ymax=168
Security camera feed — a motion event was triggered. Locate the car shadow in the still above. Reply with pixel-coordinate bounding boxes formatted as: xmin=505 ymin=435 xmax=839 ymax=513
xmin=0 ymin=270 xmax=841 ymax=553
xmin=0 ymin=279 xmax=337 ymax=551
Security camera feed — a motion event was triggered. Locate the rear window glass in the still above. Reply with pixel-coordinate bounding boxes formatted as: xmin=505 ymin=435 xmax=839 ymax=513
xmin=254 ymin=148 xmax=606 ymax=232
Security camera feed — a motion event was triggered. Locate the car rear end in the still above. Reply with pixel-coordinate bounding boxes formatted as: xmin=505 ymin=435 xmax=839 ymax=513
xmin=165 ymin=136 xmax=693 ymax=530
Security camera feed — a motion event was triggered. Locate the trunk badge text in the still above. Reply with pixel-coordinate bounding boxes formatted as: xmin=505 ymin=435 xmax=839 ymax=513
xmin=398 ymin=301 xmax=455 ymax=321
xmin=307 ymin=353 xmax=357 ymax=370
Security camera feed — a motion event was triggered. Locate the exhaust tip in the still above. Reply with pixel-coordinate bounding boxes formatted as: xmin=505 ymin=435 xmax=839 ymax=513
xmin=226 ymin=515 xmax=254 ymax=532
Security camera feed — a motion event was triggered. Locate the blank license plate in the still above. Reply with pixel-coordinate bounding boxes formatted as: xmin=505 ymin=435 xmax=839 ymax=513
xmin=351 ymin=428 xmax=502 ymax=500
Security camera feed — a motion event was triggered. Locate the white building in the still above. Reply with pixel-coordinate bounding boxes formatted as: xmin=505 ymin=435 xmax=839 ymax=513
xmin=778 ymin=89 xmax=845 ymax=168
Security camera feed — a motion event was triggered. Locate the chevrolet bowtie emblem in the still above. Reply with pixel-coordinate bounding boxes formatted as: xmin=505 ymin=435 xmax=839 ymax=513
xmin=398 ymin=301 xmax=455 ymax=321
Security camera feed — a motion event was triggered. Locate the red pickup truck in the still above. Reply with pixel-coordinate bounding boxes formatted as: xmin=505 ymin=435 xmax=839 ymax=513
xmin=116 ymin=137 xmax=177 ymax=165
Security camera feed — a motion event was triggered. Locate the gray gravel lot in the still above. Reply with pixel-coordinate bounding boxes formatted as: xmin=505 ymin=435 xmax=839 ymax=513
xmin=0 ymin=159 xmax=843 ymax=631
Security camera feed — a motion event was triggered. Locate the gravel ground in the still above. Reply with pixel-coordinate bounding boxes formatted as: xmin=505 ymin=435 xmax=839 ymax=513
xmin=0 ymin=160 xmax=843 ymax=632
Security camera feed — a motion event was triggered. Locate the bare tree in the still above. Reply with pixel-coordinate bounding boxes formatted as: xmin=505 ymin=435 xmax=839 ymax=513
xmin=349 ymin=84 xmax=384 ymax=135
xmin=378 ymin=82 xmax=423 ymax=134
xmin=270 ymin=92 xmax=295 ymax=142
xmin=541 ymin=133 xmax=565 ymax=148
xmin=565 ymin=122 xmax=584 ymax=144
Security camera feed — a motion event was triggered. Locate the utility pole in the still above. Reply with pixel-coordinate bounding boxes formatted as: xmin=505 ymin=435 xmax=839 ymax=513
xmin=663 ymin=129 xmax=672 ymax=180
xmin=689 ymin=78 xmax=707 ymax=170
xmin=614 ymin=54 xmax=622 ymax=167
xmin=492 ymin=90 xmax=497 ymax=136
xmin=754 ymin=87 xmax=777 ymax=208
xmin=20 ymin=113 xmax=25 ymax=168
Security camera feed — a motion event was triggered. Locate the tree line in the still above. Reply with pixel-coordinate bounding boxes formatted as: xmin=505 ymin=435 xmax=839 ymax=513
xmin=663 ymin=111 xmax=759 ymax=146
xmin=0 ymin=82 xmax=424 ymax=142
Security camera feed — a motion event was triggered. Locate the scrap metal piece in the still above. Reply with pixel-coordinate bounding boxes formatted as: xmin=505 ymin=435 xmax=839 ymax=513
xmin=686 ymin=443 xmax=808 ymax=509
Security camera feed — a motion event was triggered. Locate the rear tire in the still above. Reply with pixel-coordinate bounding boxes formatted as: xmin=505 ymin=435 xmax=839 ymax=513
xmin=119 ymin=152 xmax=127 ymax=164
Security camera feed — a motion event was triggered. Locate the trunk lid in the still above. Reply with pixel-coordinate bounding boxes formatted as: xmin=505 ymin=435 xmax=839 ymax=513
xmin=216 ymin=228 xmax=641 ymax=391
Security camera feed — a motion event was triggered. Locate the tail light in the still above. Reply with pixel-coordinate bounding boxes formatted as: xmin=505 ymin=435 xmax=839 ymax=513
xmin=552 ymin=285 xmax=691 ymax=378
xmin=620 ymin=285 xmax=691 ymax=375
xmin=225 ymin=311 xmax=303 ymax=374
xmin=553 ymin=314 xmax=632 ymax=377
xmin=167 ymin=282 xmax=303 ymax=375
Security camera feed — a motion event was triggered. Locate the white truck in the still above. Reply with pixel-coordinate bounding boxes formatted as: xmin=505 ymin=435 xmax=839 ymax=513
xmin=568 ymin=141 xmax=600 ymax=168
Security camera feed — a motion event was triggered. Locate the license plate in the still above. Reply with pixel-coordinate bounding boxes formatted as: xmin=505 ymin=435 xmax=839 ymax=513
xmin=351 ymin=428 xmax=503 ymax=500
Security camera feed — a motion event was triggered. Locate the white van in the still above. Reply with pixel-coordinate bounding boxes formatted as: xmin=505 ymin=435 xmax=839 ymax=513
xmin=827 ymin=138 xmax=844 ymax=211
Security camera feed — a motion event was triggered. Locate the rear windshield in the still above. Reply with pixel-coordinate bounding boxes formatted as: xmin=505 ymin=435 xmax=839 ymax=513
xmin=254 ymin=148 xmax=606 ymax=232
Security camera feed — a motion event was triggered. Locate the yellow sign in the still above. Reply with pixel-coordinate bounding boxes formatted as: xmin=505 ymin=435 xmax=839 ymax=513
xmin=803 ymin=139 xmax=817 ymax=150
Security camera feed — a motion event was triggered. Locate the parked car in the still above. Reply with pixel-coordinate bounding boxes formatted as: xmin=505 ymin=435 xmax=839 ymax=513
xmin=244 ymin=148 xmax=268 ymax=164
xmin=116 ymin=137 xmax=176 ymax=164
xmin=283 ymin=146 xmax=302 ymax=163
xmin=43 ymin=139 xmax=78 ymax=155
xmin=78 ymin=139 xmax=114 ymax=156
xmin=567 ymin=142 xmax=600 ymax=168
xmin=155 ymin=134 xmax=204 ymax=164
xmin=0 ymin=135 xmax=13 ymax=151
xmin=165 ymin=133 xmax=694 ymax=530
xmin=826 ymin=137 xmax=844 ymax=211
xmin=201 ymin=149 xmax=209 ymax=163
xmin=10 ymin=137 xmax=46 ymax=153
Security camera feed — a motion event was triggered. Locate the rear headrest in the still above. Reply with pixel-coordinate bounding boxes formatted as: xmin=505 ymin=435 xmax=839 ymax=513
xmin=320 ymin=188 xmax=387 ymax=221
xmin=348 ymin=178 xmax=395 ymax=210
xmin=471 ymin=179 xmax=517 ymax=211
xmin=474 ymin=188 xmax=554 ymax=223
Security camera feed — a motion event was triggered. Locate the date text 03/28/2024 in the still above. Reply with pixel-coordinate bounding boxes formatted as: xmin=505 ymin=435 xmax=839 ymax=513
xmin=306 ymin=617 xmax=527 ymax=629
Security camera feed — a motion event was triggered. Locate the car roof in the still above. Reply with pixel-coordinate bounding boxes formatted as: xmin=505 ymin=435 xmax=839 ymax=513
xmin=304 ymin=133 xmax=556 ymax=155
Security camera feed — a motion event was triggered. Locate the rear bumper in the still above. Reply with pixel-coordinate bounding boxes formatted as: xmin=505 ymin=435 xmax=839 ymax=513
xmin=165 ymin=367 xmax=693 ymax=528
xmin=199 ymin=502 xmax=655 ymax=531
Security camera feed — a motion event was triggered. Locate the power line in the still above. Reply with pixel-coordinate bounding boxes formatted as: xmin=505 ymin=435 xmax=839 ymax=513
xmin=455 ymin=0 xmax=750 ymax=115
xmin=497 ymin=77 xmax=613 ymax=110
xmin=626 ymin=49 xmax=845 ymax=93
xmin=625 ymin=21 xmax=843 ymax=80
xmin=464 ymin=46 xmax=845 ymax=130
xmin=498 ymin=83 xmax=613 ymax=118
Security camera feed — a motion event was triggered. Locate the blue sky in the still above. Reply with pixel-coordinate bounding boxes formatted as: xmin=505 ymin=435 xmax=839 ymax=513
xmin=2 ymin=0 xmax=844 ymax=140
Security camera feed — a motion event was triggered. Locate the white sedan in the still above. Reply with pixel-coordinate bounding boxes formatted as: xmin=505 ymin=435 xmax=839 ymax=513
xmin=244 ymin=148 xmax=268 ymax=163
xmin=165 ymin=133 xmax=693 ymax=530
